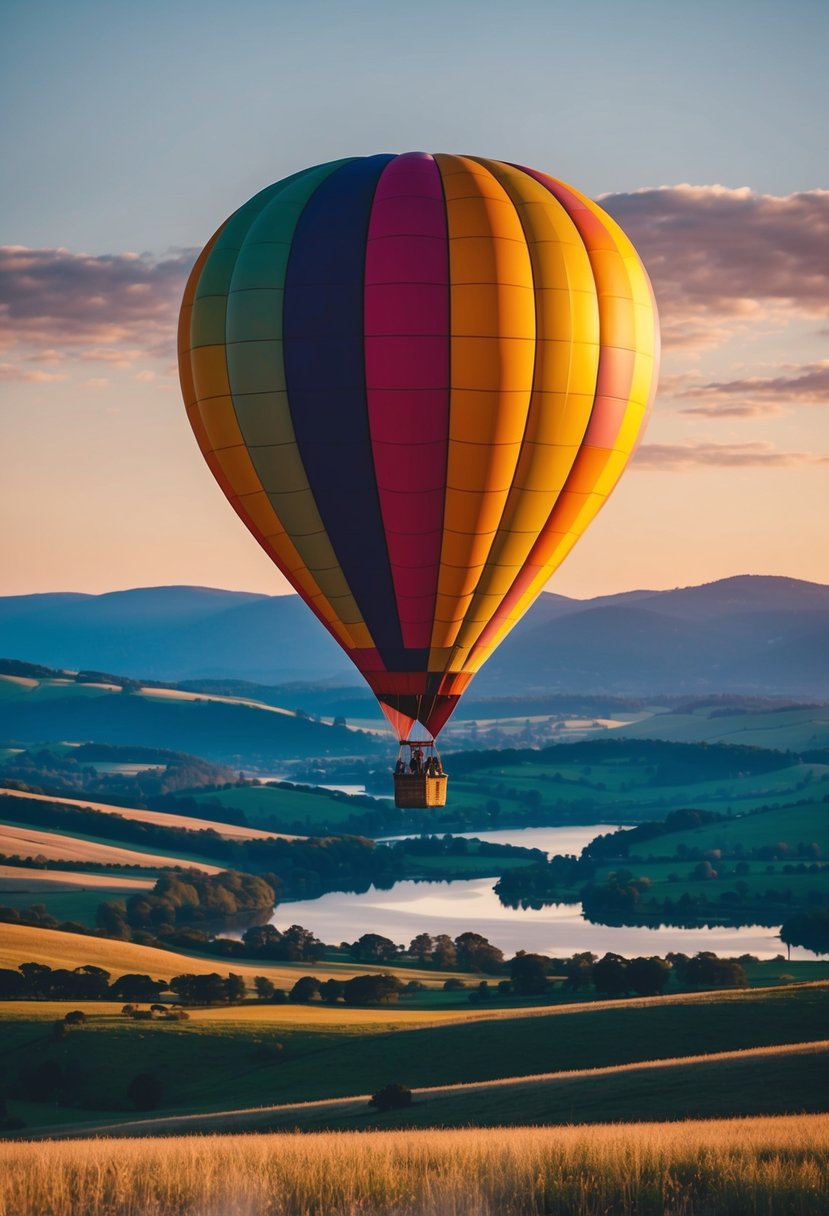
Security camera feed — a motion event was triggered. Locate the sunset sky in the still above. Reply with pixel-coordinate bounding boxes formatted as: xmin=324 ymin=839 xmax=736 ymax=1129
xmin=2 ymin=0 xmax=827 ymax=600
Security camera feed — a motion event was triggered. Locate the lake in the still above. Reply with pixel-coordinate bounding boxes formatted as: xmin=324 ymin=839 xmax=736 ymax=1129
xmin=272 ymin=823 xmax=818 ymax=960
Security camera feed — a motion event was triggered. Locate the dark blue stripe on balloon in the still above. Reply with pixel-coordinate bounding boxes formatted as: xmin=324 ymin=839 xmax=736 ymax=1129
xmin=283 ymin=154 xmax=406 ymax=659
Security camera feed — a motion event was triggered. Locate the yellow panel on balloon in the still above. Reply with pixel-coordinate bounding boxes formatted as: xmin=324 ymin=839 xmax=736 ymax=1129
xmin=198 ymin=396 xmax=244 ymax=452
xmin=190 ymin=345 xmax=231 ymax=403
xmin=213 ymin=445 xmax=265 ymax=497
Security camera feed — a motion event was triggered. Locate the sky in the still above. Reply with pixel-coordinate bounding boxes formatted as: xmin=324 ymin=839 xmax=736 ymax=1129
xmin=1 ymin=0 xmax=827 ymax=600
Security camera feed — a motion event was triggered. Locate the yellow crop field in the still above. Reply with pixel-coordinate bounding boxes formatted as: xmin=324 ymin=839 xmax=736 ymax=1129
xmin=2 ymin=1115 xmax=826 ymax=1215
xmin=0 ymin=786 xmax=298 ymax=841
xmin=0 ymin=824 xmax=224 ymax=872
xmin=0 ymin=864 xmax=153 ymax=894
xmin=0 ymin=923 xmax=470 ymax=992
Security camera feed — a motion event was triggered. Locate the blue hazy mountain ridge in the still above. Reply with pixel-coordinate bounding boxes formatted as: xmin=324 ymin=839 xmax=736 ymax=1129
xmin=1 ymin=576 xmax=827 ymax=697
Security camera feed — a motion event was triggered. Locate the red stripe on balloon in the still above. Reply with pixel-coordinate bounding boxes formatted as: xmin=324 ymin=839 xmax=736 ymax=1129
xmin=364 ymin=152 xmax=450 ymax=650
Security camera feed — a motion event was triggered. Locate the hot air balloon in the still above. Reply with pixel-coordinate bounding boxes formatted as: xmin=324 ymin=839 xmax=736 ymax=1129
xmin=178 ymin=153 xmax=659 ymax=807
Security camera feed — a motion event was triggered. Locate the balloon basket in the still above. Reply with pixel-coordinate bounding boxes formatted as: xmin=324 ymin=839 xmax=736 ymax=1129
xmin=393 ymin=772 xmax=448 ymax=809
xmin=392 ymin=739 xmax=447 ymax=808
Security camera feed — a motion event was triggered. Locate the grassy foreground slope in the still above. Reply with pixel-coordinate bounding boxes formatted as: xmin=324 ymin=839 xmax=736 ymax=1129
xmin=1 ymin=983 xmax=826 ymax=1135
xmin=33 ymin=1041 xmax=826 ymax=1138
xmin=2 ymin=1116 xmax=827 ymax=1215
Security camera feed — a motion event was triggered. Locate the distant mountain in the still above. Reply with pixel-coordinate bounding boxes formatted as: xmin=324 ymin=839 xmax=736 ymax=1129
xmin=477 ymin=576 xmax=829 ymax=698
xmin=0 ymin=586 xmax=351 ymax=683
xmin=2 ymin=576 xmax=827 ymax=698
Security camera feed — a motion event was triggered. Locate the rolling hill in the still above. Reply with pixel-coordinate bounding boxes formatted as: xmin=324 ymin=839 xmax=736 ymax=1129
xmin=0 ymin=671 xmax=382 ymax=764
xmin=2 ymin=575 xmax=827 ymax=697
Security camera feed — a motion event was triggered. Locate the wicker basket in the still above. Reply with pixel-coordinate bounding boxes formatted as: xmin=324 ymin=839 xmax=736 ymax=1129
xmin=393 ymin=773 xmax=448 ymax=808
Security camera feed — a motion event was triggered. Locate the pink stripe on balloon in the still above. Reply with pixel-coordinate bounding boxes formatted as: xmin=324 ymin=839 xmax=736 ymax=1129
xmin=365 ymin=153 xmax=450 ymax=650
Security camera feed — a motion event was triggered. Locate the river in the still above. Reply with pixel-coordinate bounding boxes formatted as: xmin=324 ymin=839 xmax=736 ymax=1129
xmin=271 ymin=824 xmax=818 ymax=960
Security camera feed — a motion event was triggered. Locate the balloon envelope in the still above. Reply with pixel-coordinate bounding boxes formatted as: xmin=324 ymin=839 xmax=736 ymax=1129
xmin=179 ymin=153 xmax=659 ymax=739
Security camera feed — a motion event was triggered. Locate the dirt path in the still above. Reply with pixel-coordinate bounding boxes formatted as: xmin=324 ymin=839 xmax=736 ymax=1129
xmin=26 ymin=1038 xmax=829 ymax=1140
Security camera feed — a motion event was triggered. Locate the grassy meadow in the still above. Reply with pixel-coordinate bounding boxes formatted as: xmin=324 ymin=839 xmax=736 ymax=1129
xmin=2 ymin=1116 xmax=828 ymax=1215
xmin=1 ymin=981 xmax=826 ymax=1136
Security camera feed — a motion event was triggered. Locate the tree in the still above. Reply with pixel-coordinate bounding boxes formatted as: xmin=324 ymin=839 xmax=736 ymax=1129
xmin=127 ymin=1072 xmax=163 ymax=1111
xmin=409 ymin=933 xmax=434 ymax=962
xmin=96 ymin=900 xmax=130 ymax=939
xmin=683 ymin=952 xmax=747 ymax=989
xmin=110 ymin=974 xmax=167 ymax=1003
xmin=72 ymin=966 xmax=111 ymax=999
xmin=254 ymin=976 xmax=275 ymax=1001
xmin=280 ymin=924 xmax=324 ymax=962
xmin=592 ymin=953 xmax=629 ymax=996
xmin=0 ymin=969 xmax=27 ymax=999
xmin=781 ymin=908 xmax=829 ymax=955
xmin=63 ymin=1009 xmax=87 ymax=1026
xmin=170 ymin=973 xmax=227 ymax=1005
xmin=224 ymin=973 xmax=246 ymax=1003
xmin=350 ymin=933 xmax=398 ymax=963
xmin=290 ymin=976 xmax=321 ymax=1003
xmin=369 ymin=1082 xmax=412 ymax=1112
xmin=509 ymin=952 xmax=550 ymax=996
xmin=431 ymin=935 xmax=457 ymax=968
xmin=563 ymin=952 xmax=596 ymax=991
xmin=454 ymin=932 xmax=504 ymax=974
xmin=342 ymin=974 xmax=402 ymax=1005
xmin=320 ymin=978 xmax=343 ymax=1004
xmin=627 ymin=956 xmax=671 ymax=997
xmin=242 ymin=924 xmax=283 ymax=957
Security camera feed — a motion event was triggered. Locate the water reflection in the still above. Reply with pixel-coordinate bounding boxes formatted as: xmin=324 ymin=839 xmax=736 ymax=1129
xmin=269 ymin=823 xmax=821 ymax=959
xmin=273 ymin=875 xmax=805 ymax=957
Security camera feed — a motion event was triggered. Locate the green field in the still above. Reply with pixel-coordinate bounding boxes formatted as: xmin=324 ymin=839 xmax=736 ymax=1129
xmin=626 ymin=798 xmax=829 ymax=857
xmin=449 ymin=758 xmax=829 ymax=820
xmin=191 ymin=783 xmax=372 ymax=830
xmin=616 ymin=705 xmax=829 ymax=752
xmin=1 ymin=983 xmax=826 ymax=1135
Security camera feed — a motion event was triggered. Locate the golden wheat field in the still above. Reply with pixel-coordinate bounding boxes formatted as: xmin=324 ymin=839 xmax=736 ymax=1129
xmin=0 ymin=786 xmax=297 ymax=840
xmin=0 ymin=1117 xmax=826 ymax=1216
xmin=0 ymin=823 xmax=224 ymax=872
xmin=0 ymin=922 xmax=471 ymax=993
xmin=0 ymin=863 xmax=153 ymax=894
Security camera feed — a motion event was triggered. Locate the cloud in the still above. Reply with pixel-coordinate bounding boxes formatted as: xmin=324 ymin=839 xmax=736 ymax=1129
xmin=602 ymin=186 xmax=829 ymax=350
xmin=0 ymin=361 xmax=67 ymax=383
xmin=2 ymin=185 xmax=827 ymax=377
xmin=634 ymin=440 xmax=828 ymax=470
xmin=674 ymin=361 xmax=829 ymax=416
xmin=0 ymin=245 xmax=192 ymax=369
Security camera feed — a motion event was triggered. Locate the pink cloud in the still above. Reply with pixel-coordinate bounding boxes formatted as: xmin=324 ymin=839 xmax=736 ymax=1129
xmin=0 ymin=361 xmax=67 ymax=383
xmin=1 ymin=186 xmax=827 ymax=377
xmin=634 ymin=440 xmax=828 ymax=470
xmin=675 ymin=361 xmax=829 ymax=416
xmin=602 ymin=186 xmax=829 ymax=350
xmin=0 ymin=245 xmax=191 ymax=368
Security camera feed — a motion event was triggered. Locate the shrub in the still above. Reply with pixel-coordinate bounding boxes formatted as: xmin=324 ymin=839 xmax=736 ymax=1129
xmin=369 ymin=1082 xmax=412 ymax=1112
xmin=127 ymin=1072 xmax=162 ymax=1111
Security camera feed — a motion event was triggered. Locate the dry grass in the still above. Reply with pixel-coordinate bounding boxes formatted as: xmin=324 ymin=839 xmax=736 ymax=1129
xmin=1 ymin=1115 xmax=826 ymax=1215
xmin=0 ymin=923 xmax=471 ymax=993
xmin=0 ymin=864 xmax=153 ymax=893
xmin=0 ymin=786 xmax=297 ymax=840
xmin=0 ymin=999 xmax=472 ymax=1028
xmin=0 ymin=823 xmax=224 ymax=871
